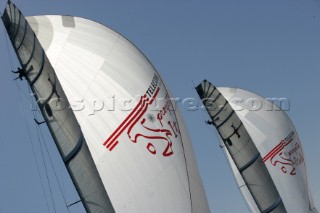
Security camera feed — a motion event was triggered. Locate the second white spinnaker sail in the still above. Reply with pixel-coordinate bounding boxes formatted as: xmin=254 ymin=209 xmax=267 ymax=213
xmin=196 ymin=80 xmax=285 ymax=213
xmin=218 ymin=86 xmax=318 ymax=213
xmin=196 ymin=79 xmax=317 ymax=213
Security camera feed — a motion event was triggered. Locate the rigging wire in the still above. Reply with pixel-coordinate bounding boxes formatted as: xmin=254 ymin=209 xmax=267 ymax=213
xmin=2 ymin=9 xmax=79 ymax=212
xmin=3 ymin=25 xmax=52 ymax=213
xmin=34 ymin=122 xmax=57 ymax=213
xmin=27 ymin=72 xmax=83 ymax=211
xmin=27 ymin=70 xmax=75 ymax=212
xmin=3 ymin=11 xmax=75 ymax=211
xmin=27 ymin=97 xmax=56 ymax=212
xmin=14 ymin=54 xmax=75 ymax=213
xmin=41 ymin=123 xmax=84 ymax=211
xmin=37 ymin=123 xmax=71 ymax=213
xmin=25 ymin=53 xmax=72 ymax=212
xmin=16 ymin=82 xmax=55 ymax=213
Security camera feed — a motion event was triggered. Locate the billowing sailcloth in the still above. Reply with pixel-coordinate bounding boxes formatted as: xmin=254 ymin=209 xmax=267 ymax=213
xmin=2 ymin=1 xmax=210 ymax=213
xmin=196 ymin=80 xmax=317 ymax=213
xmin=218 ymin=86 xmax=318 ymax=213
xmin=196 ymin=80 xmax=285 ymax=213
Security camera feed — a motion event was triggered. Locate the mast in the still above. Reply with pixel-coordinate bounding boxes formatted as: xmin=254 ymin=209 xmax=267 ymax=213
xmin=196 ymin=80 xmax=286 ymax=213
xmin=1 ymin=1 xmax=114 ymax=212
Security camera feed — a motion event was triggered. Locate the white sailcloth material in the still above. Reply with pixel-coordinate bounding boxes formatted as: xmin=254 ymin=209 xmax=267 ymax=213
xmin=20 ymin=13 xmax=210 ymax=213
xmin=196 ymin=80 xmax=286 ymax=213
xmin=218 ymin=87 xmax=318 ymax=213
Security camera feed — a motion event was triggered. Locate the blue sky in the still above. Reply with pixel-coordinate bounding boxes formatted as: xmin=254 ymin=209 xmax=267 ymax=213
xmin=0 ymin=0 xmax=320 ymax=212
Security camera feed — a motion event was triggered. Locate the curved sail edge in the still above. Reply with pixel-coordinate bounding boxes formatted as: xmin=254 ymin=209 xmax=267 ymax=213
xmin=25 ymin=14 xmax=210 ymax=213
xmin=196 ymin=80 xmax=286 ymax=213
xmin=2 ymin=2 xmax=114 ymax=213
xmin=218 ymin=87 xmax=318 ymax=213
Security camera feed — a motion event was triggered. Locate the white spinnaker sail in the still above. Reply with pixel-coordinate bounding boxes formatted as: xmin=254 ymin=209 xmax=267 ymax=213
xmin=196 ymin=80 xmax=285 ymax=213
xmin=218 ymin=87 xmax=318 ymax=213
xmin=26 ymin=15 xmax=210 ymax=213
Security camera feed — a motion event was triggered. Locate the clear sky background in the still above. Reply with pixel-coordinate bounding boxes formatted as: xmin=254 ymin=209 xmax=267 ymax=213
xmin=0 ymin=0 xmax=319 ymax=212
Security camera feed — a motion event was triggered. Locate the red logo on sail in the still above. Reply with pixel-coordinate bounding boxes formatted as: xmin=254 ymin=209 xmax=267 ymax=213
xmin=263 ymin=131 xmax=304 ymax=176
xmin=103 ymin=74 xmax=180 ymax=157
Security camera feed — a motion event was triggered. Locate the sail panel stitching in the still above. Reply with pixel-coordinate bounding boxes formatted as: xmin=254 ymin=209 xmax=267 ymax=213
xmin=262 ymin=197 xmax=283 ymax=213
xmin=30 ymin=49 xmax=45 ymax=85
xmin=64 ymin=134 xmax=84 ymax=164
xmin=239 ymin=152 xmax=260 ymax=173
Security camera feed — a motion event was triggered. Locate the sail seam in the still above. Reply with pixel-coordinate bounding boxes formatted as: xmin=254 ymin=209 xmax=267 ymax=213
xmin=204 ymin=80 xmax=212 ymax=98
xmin=24 ymin=32 xmax=36 ymax=67
xmin=203 ymin=93 xmax=221 ymax=111
xmin=17 ymin=19 xmax=27 ymax=50
xmin=43 ymin=86 xmax=55 ymax=104
xmin=64 ymin=134 xmax=84 ymax=164
xmin=206 ymin=86 xmax=216 ymax=100
xmin=12 ymin=10 xmax=21 ymax=40
xmin=212 ymin=100 xmax=228 ymax=117
xmin=81 ymin=34 xmax=121 ymax=100
xmin=8 ymin=2 xmax=12 ymax=26
xmin=239 ymin=152 xmax=260 ymax=173
xmin=262 ymin=197 xmax=282 ymax=213
xmin=9 ymin=2 xmax=13 ymax=33
xmin=216 ymin=110 xmax=234 ymax=129
xmin=30 ymin=49 xmax=45 ymax=85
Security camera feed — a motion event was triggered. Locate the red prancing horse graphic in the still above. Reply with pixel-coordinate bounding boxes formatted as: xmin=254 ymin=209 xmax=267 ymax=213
xmin=103 ymin=74 xmax=178 ymax=157
xmin=262 ymin=131 xmax=300 ymax=176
